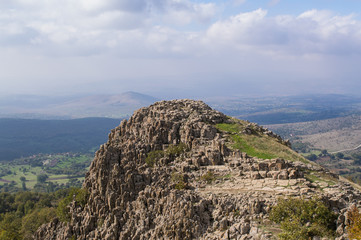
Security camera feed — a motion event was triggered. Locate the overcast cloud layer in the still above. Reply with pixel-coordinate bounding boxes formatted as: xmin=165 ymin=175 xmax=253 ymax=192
xmin=1 ymin=0 xmax=361 ymax=97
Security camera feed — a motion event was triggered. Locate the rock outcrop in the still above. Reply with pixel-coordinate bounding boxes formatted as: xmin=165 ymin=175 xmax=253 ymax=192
xmin=35 ymin=100 xmax=361 ymax=240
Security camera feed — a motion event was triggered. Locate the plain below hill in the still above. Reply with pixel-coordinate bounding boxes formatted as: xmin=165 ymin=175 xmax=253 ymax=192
xmin=0 ymin=118 xmax=121 ymax=161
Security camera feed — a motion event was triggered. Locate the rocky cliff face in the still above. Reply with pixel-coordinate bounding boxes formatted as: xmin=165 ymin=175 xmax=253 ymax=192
xmin=35 ymin=100 xmax=361 ymax=239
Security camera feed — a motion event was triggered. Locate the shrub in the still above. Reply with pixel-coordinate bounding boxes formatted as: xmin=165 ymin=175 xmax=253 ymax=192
xmin=171 ymin=172 xmax=187 ymax=190
xmin=145 ymin=150 xmax=164 ymax=167
xmin=270 ymin=197 xmax=337 ymax=240
xmin=145 ymin=143 xmax=187 ymax=167
xmin=347 ymin=205 xmax=361 ymax=239
xmin=165 ymin=143 xmax=187 ymax=158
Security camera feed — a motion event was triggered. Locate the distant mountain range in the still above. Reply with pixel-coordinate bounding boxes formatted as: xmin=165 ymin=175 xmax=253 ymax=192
xmin=0 ymin=91 xmax=158 ymax=119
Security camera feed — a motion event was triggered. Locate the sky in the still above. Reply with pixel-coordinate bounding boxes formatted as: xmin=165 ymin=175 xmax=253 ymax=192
xmin=1 ymin=0 xmax=361 ymax=98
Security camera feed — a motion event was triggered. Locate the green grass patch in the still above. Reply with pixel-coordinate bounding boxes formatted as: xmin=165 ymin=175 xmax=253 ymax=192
xmin=216 ymin=122 xmax=308 ymax=162
xmin=53 ymin=155 xmax=91 ymax=169
xmin=216 ymin=123 xmax=242 ymax=133
xmin=231 ymin=135 xmax=276 ymax=159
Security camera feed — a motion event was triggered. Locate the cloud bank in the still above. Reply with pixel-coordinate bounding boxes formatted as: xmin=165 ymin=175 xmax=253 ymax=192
xmin=0 ymin=1 xmax=360 ymax=96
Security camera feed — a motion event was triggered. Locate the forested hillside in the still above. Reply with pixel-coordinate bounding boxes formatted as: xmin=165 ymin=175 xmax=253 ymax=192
xmin=0 ymin=118 xmax=120 ymax=161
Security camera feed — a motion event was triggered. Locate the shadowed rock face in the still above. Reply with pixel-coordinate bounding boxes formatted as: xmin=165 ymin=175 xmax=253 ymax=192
xmin=35 ymin=100 xmax=361 ymax=240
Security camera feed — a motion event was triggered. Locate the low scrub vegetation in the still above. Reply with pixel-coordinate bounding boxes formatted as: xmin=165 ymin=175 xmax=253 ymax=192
xmin=347 ymin=205 xmax=361 ymax=239
xmin=270 ymin=197 xmax=337 ymax=240
xmin=145 ymin=150 xmax=164 ymax=167
xmin=145 ymin=143 xmax=188 ymax=167
xmin=171 ymin=172 xmax=187 ymax=190
xmin=165 ymin=143 xmax=187 ymax=158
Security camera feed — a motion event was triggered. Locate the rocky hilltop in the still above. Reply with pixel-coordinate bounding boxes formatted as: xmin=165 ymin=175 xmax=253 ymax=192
xmin=36 ymin=100 xmax=361 ymax=239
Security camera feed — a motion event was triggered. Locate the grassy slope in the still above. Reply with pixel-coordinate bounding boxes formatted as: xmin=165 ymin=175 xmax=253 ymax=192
xmin=216 ymin=119 xmax=307 ymax=163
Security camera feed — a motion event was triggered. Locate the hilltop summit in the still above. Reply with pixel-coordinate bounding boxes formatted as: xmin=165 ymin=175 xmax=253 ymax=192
xmin=36 ymin=100 xmax=360 ymax=239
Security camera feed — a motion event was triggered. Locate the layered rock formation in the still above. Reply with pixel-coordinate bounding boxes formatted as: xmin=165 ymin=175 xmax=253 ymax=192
xmin=35 ymin=100 xmax=361 ymax=239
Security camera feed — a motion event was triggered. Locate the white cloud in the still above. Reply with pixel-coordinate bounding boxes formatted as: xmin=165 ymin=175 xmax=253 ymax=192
xmin=1 ymin=3 xmax=361 ymax=96
xmin=1 ymin=3 xmax=361 ymax=58
xmin=0 ymin=0 xmax=217 ymax=54
xmin=202 ymin=9 xmax=361 ymax=56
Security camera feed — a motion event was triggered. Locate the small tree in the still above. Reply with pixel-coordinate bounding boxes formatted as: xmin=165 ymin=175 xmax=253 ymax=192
xmin=37 ymin=174 xmax=48 ymax=183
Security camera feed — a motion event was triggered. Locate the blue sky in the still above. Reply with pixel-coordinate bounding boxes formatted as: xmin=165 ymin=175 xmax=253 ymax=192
xmin=0 ymin=0 xmax=361 ymax=98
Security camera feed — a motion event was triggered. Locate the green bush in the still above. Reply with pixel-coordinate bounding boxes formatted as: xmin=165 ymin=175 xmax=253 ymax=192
xmin=270 ymin=197 xmax=337 ymax=240
xmin=56 ymin=188 xmax=89 ymax=222
xmin=145 ymin=143 xmax=187 ymax=167
xmin=165 ymin=143 xmax=187 ymax=158
xmin=171 ymin=172 xmax=187 ymax=190
xmin=145 ymin=150 xmax=164 ymax=167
